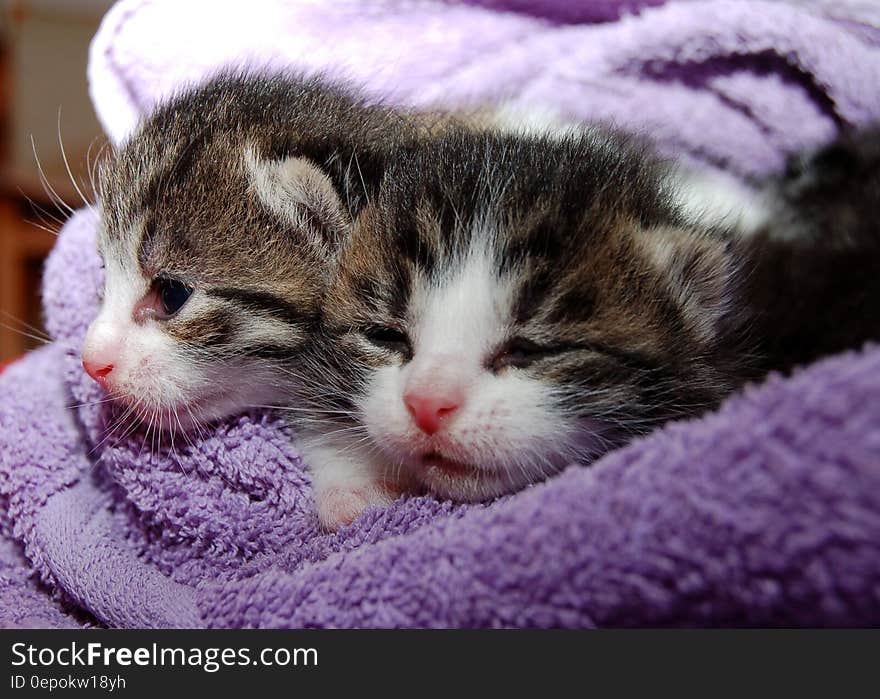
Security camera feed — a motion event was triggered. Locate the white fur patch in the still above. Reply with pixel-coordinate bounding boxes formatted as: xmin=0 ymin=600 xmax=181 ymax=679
xmin=669 ymin=167 xmax=770 ymax=236
xmin=411 ymin=237 xmax=512 ymax=358
xmin=84 ymin=237 xmax=197 ymax=414
xmin=489 ymin=103 xmax=581 ymax=141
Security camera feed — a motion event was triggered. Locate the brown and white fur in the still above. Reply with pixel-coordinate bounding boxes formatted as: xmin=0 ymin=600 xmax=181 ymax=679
xmin=295 ymin=126 xmax=880 ymax=530
xmin=82 ymin=73 xmax=444 ymax=433
xmin=81 ymin=72 xmax=880 ymax=532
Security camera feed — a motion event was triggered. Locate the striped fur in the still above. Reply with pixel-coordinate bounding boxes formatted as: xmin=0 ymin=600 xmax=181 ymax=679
xmin=298 ymin=128 xmax=749 ymax=527
xmin=84 ymin=73 xmax=443 ymax=428
xmin=84 ymin=74 xmax=880 ymax=531
xmin=298 ymin=126 xmax=880 ymax=529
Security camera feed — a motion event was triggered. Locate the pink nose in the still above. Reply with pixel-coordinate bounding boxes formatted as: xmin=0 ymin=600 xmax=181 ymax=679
xmin=404 ymin=391 xmax=462 ymax=435
xmin=82 ymin=358 xmax=115 ymax=384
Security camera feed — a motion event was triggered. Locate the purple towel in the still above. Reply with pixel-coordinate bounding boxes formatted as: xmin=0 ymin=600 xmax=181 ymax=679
xmin=1 ymin=0 xmax=879 ymax=627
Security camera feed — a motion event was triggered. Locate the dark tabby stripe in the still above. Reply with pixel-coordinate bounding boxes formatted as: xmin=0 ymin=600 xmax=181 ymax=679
xmin=208 ymin=288 xmax=306 ymax=326
xmin=137 ymin=127 xmax=213 ymax=218
xmin=241 ymin=344 xmax=301 ymax=361
xmin=169 ymin=308 xmax=235 ymax=347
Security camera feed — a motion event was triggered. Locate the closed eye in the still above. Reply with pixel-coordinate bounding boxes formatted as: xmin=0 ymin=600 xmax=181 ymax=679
xmin=490 ymin=337 xmax=656 ymax=373
xmin=489 ymin=337 xmax=559 ymax=372
xmin=362 ymin=325 xmax=412 ymax=358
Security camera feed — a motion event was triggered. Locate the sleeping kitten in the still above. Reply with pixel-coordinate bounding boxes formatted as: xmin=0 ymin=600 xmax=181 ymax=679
xmin=81 ymin=73 xmax=440 ymax=431
xmin=297 ymin=126 xmax=880 ymax=530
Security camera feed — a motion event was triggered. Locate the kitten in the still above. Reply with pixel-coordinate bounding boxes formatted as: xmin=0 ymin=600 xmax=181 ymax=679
xmin=732 ymin=127 xmax=880 ymax=373
xmin=296 ymin=126 xmax=880 ymax=530
xmin=81 ymin=73 xmax=440 ymax=431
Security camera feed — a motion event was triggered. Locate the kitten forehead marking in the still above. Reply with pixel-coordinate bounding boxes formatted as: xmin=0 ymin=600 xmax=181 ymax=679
xmin=409 ymin=224 xmax=515 ymax=361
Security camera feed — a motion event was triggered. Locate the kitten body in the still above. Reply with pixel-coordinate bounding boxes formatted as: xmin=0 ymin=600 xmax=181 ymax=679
xmin=731 ymin=128 xmax=880 ymax=373
xmin=298 ymin=126 xmax=880 ymax=529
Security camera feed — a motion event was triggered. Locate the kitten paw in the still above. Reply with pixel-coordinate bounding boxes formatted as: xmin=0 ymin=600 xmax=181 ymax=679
xmin=316 ymin=485 xmax=394 ymax=531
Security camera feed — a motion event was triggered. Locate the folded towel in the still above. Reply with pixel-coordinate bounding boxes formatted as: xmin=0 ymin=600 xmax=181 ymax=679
xmin=1 ymin=0 xmax=878 ymax=627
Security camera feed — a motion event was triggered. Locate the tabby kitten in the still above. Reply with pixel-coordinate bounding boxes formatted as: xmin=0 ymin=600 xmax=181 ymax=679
xmin=81 ymin=73 xmax=439 ymax=430
xmin=296 ymin=126 xmax=880 ymax=530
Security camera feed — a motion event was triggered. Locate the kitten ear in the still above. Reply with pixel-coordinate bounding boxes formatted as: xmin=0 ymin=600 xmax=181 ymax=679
xmin=636 ymin=227 xmax=736 ymax=342
xmin=245 ymin=147 xmax=348 ymax=253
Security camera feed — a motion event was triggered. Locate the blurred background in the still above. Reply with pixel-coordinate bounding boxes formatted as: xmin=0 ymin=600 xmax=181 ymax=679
xmin=0 ymin=0 xmax=113 ymax=362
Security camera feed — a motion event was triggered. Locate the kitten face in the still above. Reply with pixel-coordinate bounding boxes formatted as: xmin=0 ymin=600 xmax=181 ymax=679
xmin=86 ymin=142 xmax=342 ymax=428
xmin=308 ymin=131 xmax=739 ymax=502
xmin=80 ymin=74 xmax=396 ymax=428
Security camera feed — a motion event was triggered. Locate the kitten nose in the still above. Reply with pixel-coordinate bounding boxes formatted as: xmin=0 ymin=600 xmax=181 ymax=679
xmin=404 ymin=390 xmax=462 ymax=435
xmin=82 ymin=318 xmax=123 ymax=386
xmin=82 ymin=358 xmax=115 ymax=384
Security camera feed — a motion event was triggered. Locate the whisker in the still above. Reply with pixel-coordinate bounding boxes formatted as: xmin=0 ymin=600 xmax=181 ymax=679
xmin=19 ymin=189 xmax=66 ymax=227
xmin=57 ymin=108 xmax=95 ymax=212
xmin=67 ymin=396 xmax=119 ymax=409
xmin=31 ymin=135 xmax=74 ymax=216
xmin=89 ymin=403 xmax=138 ymax=456
xmin=22 ymin=218 xmax=60 ymax=236
xmin=0 ymin=321 xmax=51 ymax=346
xmin=0 ymin=310 xmax=52 ymax=340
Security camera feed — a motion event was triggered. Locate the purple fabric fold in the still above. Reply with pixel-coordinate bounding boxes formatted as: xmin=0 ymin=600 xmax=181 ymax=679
xmin=203 ymin=348 xmax=880 ymax=627
xmin=1 ymin=0 xmax=879 ymax=627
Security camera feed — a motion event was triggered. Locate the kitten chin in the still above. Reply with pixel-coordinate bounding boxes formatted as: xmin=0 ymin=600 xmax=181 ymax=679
xmin=398 ymin=419 xmax=615 ymax=503
xmin=296 ymin=125 xmax=880 ymax=530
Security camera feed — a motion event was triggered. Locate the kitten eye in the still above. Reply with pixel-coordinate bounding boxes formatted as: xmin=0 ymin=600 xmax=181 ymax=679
xmin=154 ymin=277 xmax=193 ymax=318
xmin=490 ymin=337 xmax=552 ymax=372
xmin=363 ymin=325 xmax=411 ymax=357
